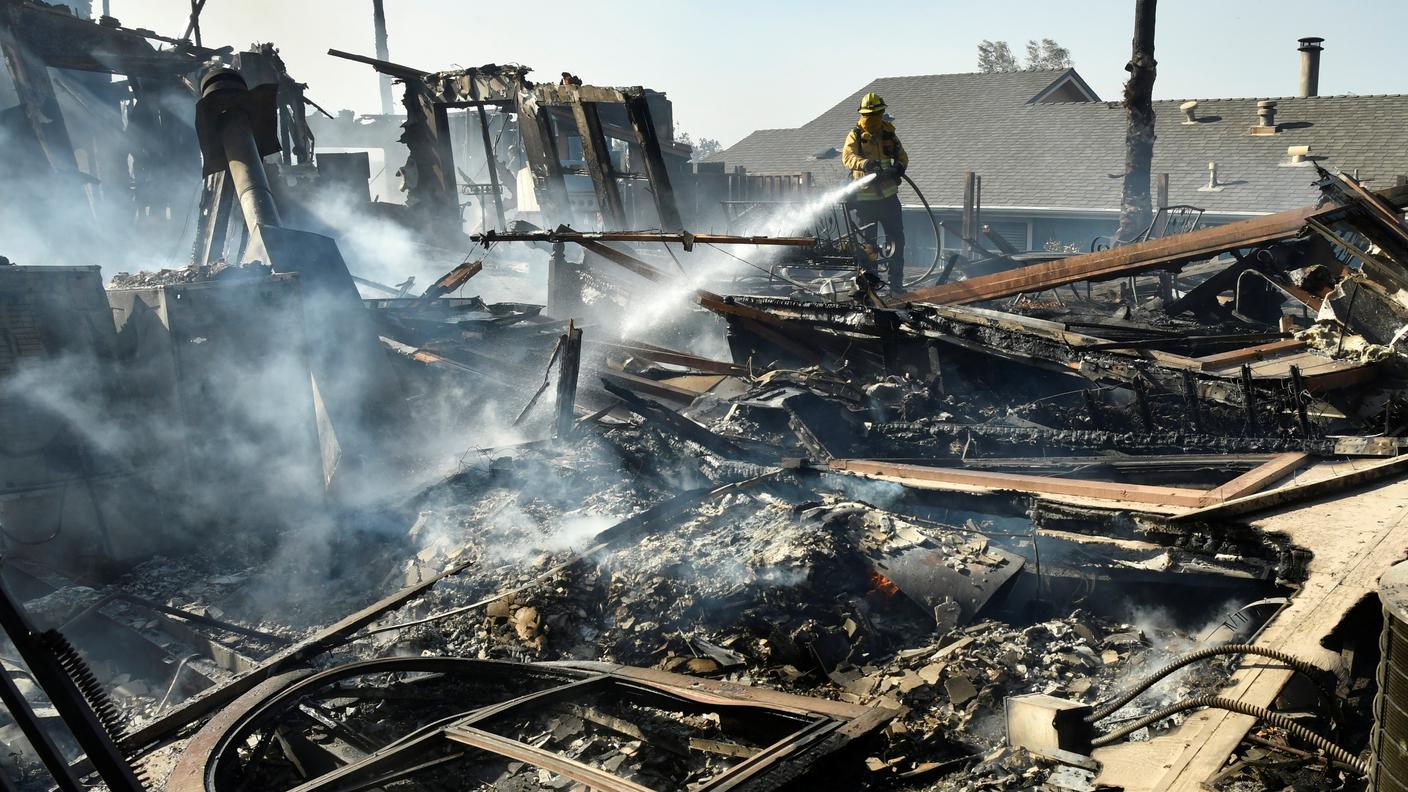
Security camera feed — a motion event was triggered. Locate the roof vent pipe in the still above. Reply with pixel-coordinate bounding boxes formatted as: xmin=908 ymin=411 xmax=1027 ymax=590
xmin=1180 ymin=100 xmax=1198 ymax=124
xmin=1284 ymin=145 xmax=1312 ymax=167
xmin=1198 ymin=161 xmax=1223 ymax=192
xmin=1251 ymin=100 xmax=1278 ymax=135
xmin=1298 ymin=37 xmax=1324 ymax=98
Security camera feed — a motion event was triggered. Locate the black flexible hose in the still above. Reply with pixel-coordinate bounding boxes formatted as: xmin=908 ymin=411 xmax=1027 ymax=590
xmin=900 ymin=173 xmax=942 ymax=288
xmin=1089 ymin=695 xmax=1366 ymax=776
xmin=1087 ymin=644 xmax=1336 ymax=723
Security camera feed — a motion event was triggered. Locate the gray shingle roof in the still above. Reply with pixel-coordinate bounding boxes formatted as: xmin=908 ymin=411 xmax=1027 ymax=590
xmin=704 ymin=69 xmax=1408 ymax=215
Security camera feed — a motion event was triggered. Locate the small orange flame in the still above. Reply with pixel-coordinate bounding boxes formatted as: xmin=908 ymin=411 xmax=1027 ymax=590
xmin=869 ymin=569 xmax=901 ymax=599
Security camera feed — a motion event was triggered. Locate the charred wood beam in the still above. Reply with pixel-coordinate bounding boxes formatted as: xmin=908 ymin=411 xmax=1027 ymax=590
xmin=555 ymin=322 xmax=583 ymax=440
xmin=1289 ymin=365 xmax=1312 ymax=437
xmin=516 ymin=87 xmax=574 ymax=227
xmin=870 ymin=420 xmax=1398 ymax=458
xmin=1317 ymin=166 xmax=1408 ymax=265
xmin=898 ymin=198 xmax=1383 ymax=306
xmin=623 ymin=89 xmax=682 ymax=233
xmin=830 ymin=458 xmax=1212 ymax=508
xmin=952 ymin=453 xmax=1280 ymax=472
xmin=325 ymin=48 xmax=428 ymax=80
xmin=6 ymin=2 xmax=217 ymax=75
xmin=1181 ymin=370 xmax=1203 ymax=432
xmin=961 ymin=171 xmax=978 ymax=259
xmin=467 ymin=76 xmax=506 ymax=229
xmin=0 ymin=10 xmax=80 ymax=176
xmin=192 ymin=171 xmax=235 ymax=266
xmin=1200 ymin=452 xmax=1307 ymax=504
xmin=398 ymin=80 xmax=462 ymax=229
xmin=601 ymin=379 xmax=750 ymax=459
xmin=547 ymin=241 xmax=583 ymax=318
xmin=569 ymin=96 xmax=627 ymax=229
xmin=415 ymin=260 xmax=482 ymax=305
xmin=982 ymin=224 xmax=1020 ymax=255
xmin=1171 ymin=454 xmax=1408 ymax=523
xmin=1082 ymin=331 xmax=1290 ymax=353
xmin=575 ymin=237 xmax=670 ymax=283
xmin=1239 ymin=364 xmax=1258 ymax=433
xmin=471 ymin=104 xmax=506 ymax=228
xmin=587 ymin=341 xmax=750 ymax=377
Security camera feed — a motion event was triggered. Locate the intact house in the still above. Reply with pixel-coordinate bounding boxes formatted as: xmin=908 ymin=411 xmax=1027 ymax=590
xmin=702 ymin=67 xmax=1408 ymax=264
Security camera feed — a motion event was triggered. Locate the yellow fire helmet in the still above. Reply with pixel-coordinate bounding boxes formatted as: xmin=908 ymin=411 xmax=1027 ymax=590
xmin=858 ymin=92 xmax=887 ymax=115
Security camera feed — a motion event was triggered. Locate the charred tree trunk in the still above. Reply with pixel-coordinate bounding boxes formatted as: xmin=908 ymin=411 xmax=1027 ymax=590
xmin=1117 ymin=0 xmax=1157 ymax=244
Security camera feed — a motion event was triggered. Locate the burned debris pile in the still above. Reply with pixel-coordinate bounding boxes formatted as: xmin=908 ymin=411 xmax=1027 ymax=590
xmin=5 ymin=3 xmax=1408 ymax=790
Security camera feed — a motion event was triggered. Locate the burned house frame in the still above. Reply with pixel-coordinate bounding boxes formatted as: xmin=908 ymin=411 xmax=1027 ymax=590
xmin=329 ymin=49 xmax=688 ymax=236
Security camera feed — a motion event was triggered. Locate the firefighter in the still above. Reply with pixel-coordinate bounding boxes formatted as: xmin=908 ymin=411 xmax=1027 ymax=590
xmin=842 ymin=92 xmax=909 ymax=291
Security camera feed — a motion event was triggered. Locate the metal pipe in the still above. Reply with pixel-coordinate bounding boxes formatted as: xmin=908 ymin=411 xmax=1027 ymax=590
xmin=219 ymin=112 xmax=283 ymax=231
xmin=470 ymin=230 xmax=815 ymax=246
xmin=200 ymin=68 xmax=283 ymax=232
xmin=1298 ymin=37 xmax=1323 ymax=98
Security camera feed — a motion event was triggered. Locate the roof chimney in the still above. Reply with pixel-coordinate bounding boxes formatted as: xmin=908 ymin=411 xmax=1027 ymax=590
xmin=1298 ymin=37 xmax=1324 ymax=98
xmin=1180 ymin=100 xmax=1198 ymax=124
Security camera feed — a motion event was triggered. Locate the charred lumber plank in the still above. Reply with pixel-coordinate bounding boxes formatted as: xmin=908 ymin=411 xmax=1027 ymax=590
xmin=982 ymin=224 xmax=1021 ymax=255
xmin=325 ymin=48 xmax=427 ymax=79
xmin=600 ymin=369 xmax=706 ymax=404
xmin=601 ymin=379 xmax=749 ymax=459
xmin=899 ymin=204 xmax=1322 ymax=305
xmin=1197 ymin=452 xmax=1308 ymax=506
xmin=415 ymin=260 xmax=482 ymax=305
xmin=829 ymin=459 xmax=1211 ymax=508
xmin=955 ymin=454 xmax=1278 ymax=471
xmin=1195 ymin=338 xmax=1307 ymax=370
xmin=695 ymin=292 xmax=830 ymax=364
xmin=1083 ymin=332 xmax=1290 ymax=353
xmin=575 ymin=238 xmax=670 ymax=283
xmin=589 ymin=341 xmax=749 ymax=377
xmin=1171 ymin=455 xmax=1408 ymax=522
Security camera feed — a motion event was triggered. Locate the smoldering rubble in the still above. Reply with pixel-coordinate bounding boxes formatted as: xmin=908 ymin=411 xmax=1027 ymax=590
xmin=1 ymin=2 xmax=1408 ymax=791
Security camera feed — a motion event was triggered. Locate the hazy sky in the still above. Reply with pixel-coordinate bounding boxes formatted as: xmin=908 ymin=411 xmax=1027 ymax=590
xmin=109 ymin=0 xmax=1408 ymax=147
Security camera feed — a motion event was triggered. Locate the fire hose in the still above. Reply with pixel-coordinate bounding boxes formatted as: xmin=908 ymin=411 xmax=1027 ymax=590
xmin=1089 ymin=695 xmax=1366 ymax=775
xmin=1088 ymin=644 xmax=1338 ymax=722
xmin=900 ymin=172 xmax=942 ymax=288
xmin=1086 ymin=643 xmax=1364 ymax=776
